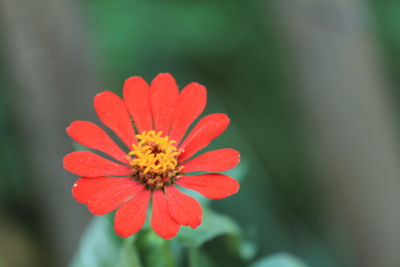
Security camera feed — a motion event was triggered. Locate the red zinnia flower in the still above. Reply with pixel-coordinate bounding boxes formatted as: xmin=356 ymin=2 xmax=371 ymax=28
xmin=63 ymin=73 xmax=240 ymax=239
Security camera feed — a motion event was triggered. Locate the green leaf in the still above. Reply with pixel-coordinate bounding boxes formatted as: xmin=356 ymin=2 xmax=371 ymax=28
xmin=188 ymin=247 xmax=216 ymax=267
xmin=70 ymin=215 xmax=142 ymax=267
xmin=135 ymin=230 xmax=175 ymax=267
xmin=176 ymin=208 xmax=240 ymax=248
xmin=0 ymin=255 xmax=7 ymax=267
xmin=118 ymin=238 xmax=143 ymax=267
xmin=250 ymin=253 xmax=309 ymax=267
xmin=176 ymin=207 xmax=256 ymax=264
xmin=71 ymin=207 xmax=254 ymax=267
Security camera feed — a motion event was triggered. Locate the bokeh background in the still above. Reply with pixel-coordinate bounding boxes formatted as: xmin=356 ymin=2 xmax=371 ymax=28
xmin=1 ymin=0 xmax=400 ymax=266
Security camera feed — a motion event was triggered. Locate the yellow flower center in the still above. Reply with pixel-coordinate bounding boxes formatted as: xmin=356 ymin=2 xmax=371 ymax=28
xmin=128 ymin=130 xmax=182 ymax=190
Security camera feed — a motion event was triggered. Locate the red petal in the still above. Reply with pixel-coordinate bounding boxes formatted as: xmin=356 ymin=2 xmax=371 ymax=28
xmin=67 ymin=121 xmax=128 ymax=164
xmin=94 ymin=91 xmax=137 ymax=148
xmin=114 ymin=190 xmax=151 ymax=237
xmin=165 ymin=186 xmax=202 ymax=229
xmin=179 ymin=113 xmax=230 ymax=161
xmin=182 ymin=148 xmax=240 ymax=173
xmin=123 ymin=77 xmax=153 ymax=133
xmin=150 ymin=73 xmax=179 ymax=134
xmin=72 ymin=176 xmax=133 ymax=204
xmin=88 ymin=180 xmax=144 ymax=215
xmin=151 ymin=190 xmax=180 ymax=239
xmin=63 ymin=151 xmax=132 ymax=177
xmin=176 ymin=174 xmax=239 ymax=199
xmin=169 ymin=82 xmax=207 ymax=144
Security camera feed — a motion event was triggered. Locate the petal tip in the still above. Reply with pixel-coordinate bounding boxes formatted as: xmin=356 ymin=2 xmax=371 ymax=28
xmin=71 ymin=182 xmax=87 ymax=204
xmin=222 ymin=113 xmax=230 ymax=123
xmin=188 ymin=81 xmax=206 ymax=90
xmin=228 ymin=179 xmax=240 ymax=198
xmin=158 ymin=231 xmax=179 ymax=240
xmin=156 ymin=72 xmax=173 ymax=78
xmin=152 ymin=73 xmax=177 ymax=86
xmin=62 ymin=153 xmax=72 ymax=169
xmin=233 ymin=182 xmax=240 ymax=194
xmin=88 ymin=207 xmax=106 ymax=216
xmin=115 ymin=228 xmax=132 ymax=238
xmin=94 ymin=91 xmax=115 ymax=102
xmin=124 ymin=76 xmax=147 ymax=85
xmin=94 ymin=91 xmax=105 ymax=98
xmin=234 ymin=149 xmax=241 ymax=163
xmin=65 ymin=121 xmax=79 ymax=135
xmin=190 ymin=220 xmax=202 ymax=229
xmin=66 ymin=123 xmax=73 ymax=133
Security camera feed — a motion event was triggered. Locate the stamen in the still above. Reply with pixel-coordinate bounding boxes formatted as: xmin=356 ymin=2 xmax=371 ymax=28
xmin=128 ymin=130 xmax=182 ymax=190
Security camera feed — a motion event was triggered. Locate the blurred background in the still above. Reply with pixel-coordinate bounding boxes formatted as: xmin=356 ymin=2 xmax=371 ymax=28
xmin=1 ymin=0 xmax=400 ymax=266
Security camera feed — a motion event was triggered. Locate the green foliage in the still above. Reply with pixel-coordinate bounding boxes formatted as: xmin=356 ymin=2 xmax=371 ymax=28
xmin=188 ymin=248 xmax=215 ymax=267
xmin=176 ymin=208 xmax=240 ymax=248
xmin=135 ymin=230 xmax=175 ymax=267
xmin=4 ymin=0 xmax=399 ymax=266
xmin=0 ymin=81 xmax=26 ymax=209
xmin=71 ymin=207 xmax=256 ymax=267
xmin=177 ymin=208 xmax=256 ymax=266
xmin=70 ymin=214 xmax=142 ymax=267
xmin=0 ymin=255 xmax=7 ymax=267
xmin=250 ymin=253 xmax=309 ymax=267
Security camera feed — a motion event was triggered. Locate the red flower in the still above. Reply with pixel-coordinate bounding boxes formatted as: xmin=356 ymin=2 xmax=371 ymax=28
xmin=63 ymin=73 xmax=240 ymax=239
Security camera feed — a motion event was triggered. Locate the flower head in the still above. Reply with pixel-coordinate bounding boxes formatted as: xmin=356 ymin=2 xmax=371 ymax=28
xmin=63 ymin=73 xmax=240 ymax=239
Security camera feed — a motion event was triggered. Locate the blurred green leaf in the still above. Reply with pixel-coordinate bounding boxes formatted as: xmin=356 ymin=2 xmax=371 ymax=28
xmin=250 ymin=253 xmax=309 ymax=267
xmin=176 ymin=208 xmax=240 ymax=248
xmin=0 ymin=255 xmax=7 ymax=267
xmin=118 ymin=238 xmax=143 ymax=267
xmin=188 ymin=247 xmax=215 ymax=267
xmin=176 ymin=207 xmax=256 ymax=264
xmin=70 ymin=214 xmax=142 ymax=267
xmin=135 ymin=230 xmax=175 ymax=267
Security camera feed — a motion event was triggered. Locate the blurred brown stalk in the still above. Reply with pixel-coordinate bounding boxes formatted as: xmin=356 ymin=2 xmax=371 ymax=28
xmin=274 ymin=1 xmax=400 ymax=267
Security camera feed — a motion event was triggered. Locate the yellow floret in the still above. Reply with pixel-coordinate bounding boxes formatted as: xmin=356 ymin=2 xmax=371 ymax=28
xmin=129 ymin=130 xmax=179 ymax=174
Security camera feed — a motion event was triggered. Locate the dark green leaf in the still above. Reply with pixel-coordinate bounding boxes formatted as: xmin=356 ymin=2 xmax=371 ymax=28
xmin=188 ymin=247 xmax=215 ymax=267
xmin=250 ymin=253 xmax=309 ymax=267
xmin=135 ymin=230 xmax=175 ymax=267
xmin=176 ymin=208 xmax=240 ymax=248
xmin=70 ymin=215 xmax=142 ymax=267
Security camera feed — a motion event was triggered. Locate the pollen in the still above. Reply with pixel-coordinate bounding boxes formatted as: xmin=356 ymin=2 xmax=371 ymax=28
xmin=128 ymin=130 xmax=182 ymax=190
xmin=129 ymin=130 xmax=180 ymax=174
